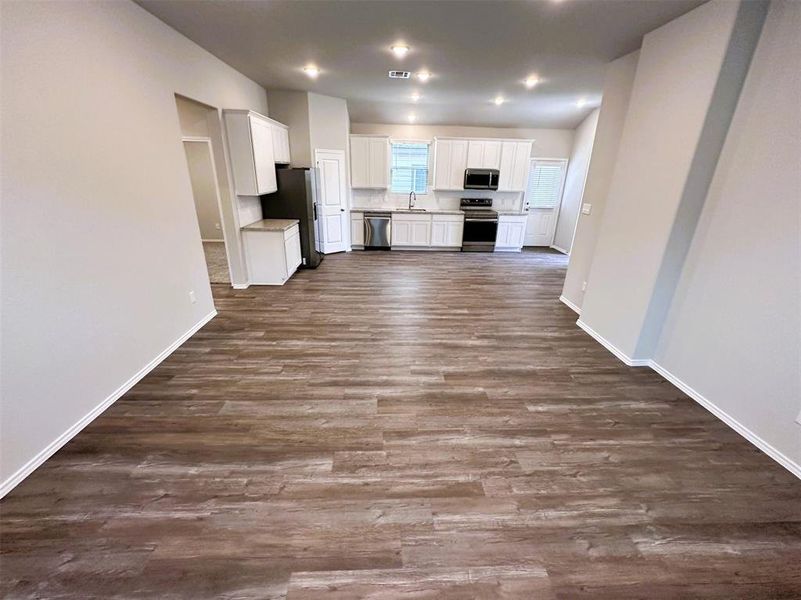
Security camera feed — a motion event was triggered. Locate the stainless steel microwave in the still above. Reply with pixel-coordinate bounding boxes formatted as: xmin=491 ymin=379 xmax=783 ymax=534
xmin=464 ymin=168 xmax=500 ymax=190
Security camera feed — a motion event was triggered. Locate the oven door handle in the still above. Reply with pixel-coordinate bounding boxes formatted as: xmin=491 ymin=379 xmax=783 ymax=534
xmin=465 ymin=218 xmax=499 ymax=223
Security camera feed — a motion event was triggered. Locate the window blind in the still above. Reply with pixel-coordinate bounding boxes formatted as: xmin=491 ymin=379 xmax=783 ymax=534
xmin=390 ymin=143 xmax=429 ymax=194
xmin=526 ymin=161 xmax=566 ymax=209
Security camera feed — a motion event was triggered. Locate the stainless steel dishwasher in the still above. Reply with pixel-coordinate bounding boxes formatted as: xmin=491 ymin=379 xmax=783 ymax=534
xmin=364 ymin=212 xmax=391 ymax=250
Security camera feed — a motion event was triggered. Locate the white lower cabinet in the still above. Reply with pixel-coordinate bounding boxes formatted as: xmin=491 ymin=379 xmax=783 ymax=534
xmin=242 ymin=222 xmax=302 ymax=285
xmin=495 ymin=215 xmax=527 ymax=251
xmin=350 ymin=212 xmax=364 ymax=248
xmin=431 ymin=214 xmax=464 ymax=247
xmin=392 ymin=213 xmax=431 ymax=247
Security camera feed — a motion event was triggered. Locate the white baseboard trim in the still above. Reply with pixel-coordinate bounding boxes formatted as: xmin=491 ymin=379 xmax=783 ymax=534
xmin=575 ymin=319 xmax=650 ymax=367
xmin=0 ymin=309 xmax=217 ymax=499
xmin=559 ymin=295 xmax=581 ymax=315
xmin=649 ymin=361 xmax=801 ymax=480
xmin=550 ymin=244 xmax=569 ymax=255
xmin=232 ymin=283 xmax=249 ymax=289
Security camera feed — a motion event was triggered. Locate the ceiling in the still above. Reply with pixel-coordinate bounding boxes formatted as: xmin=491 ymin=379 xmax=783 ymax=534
xmin=137 ymin=0 xmax=705 ymax=129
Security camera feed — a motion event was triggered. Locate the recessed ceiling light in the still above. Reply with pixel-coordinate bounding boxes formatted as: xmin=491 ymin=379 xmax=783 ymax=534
xmin=577 ymin=98 xmax=587 ymax=107
xmin=391 ymin=45 xmax=409 ymax=58
xmin=303 ymin=65 xmax=320 ymax=79
xmin=411 ymin=93 xmax=420 ymax=102
xmin=416 ymin=71 xmax=431 ymax=82
xmin=524 ymin=76 xmax=540 ymax=89
xmin=408 ymin=114 xmax=416 ymax=123
xmin=494 ymin=96 xmax=505 ymax=106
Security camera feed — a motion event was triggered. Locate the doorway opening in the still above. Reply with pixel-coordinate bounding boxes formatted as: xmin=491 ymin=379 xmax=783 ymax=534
xmin=175 ymin=94 xmax=236 ymax=286
xmin=182 ymin=138 xmax=229 ymax=284
xmin=523 ymin=158 xmax=568 ymax=247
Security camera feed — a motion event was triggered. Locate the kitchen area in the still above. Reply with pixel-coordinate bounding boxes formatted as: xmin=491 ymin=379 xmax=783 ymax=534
xmin=350 ymin=135 xmax=535 ymax=253
xmin=217 ymin=104 xmax=572 ymax=289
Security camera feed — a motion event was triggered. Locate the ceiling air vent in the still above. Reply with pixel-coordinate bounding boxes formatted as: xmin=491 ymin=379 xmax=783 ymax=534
xmin=388 ymin=70 xmax=411 ymax=79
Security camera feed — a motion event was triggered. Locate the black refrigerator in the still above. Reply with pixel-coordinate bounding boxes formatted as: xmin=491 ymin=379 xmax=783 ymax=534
xmin=260 ymin=167 xmax=323 ymax=269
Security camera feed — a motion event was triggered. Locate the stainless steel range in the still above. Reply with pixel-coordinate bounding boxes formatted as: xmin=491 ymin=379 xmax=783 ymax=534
xmin=460 ymin=198 xmax=498 ymax=252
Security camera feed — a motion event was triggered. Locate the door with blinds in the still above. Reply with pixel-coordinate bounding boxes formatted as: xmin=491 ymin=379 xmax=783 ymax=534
xmin=523 ymin=158 xmax=568 ymax=246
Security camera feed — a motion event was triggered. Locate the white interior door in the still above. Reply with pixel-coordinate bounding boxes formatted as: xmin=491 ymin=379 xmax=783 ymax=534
xmin=315 ymin=149 xmax=348 ymax=254
xmin=523 ymin=158 xmax=568 ymax=246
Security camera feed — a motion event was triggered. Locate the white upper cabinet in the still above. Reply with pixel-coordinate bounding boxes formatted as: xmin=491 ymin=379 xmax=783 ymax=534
xmin=271 ymin=123 xmax=291 ymax=164
xmin=467 ymin=140 xmax=502 ymax=170
xmin=433 ymin=138 xmax=468 ymax=191
xmin=224 ymin=110 xmax=277 ymax=196
xmin=350 ymin=135 xmax=389 ymax=188
xmin=498 ymin=141 xmax=532 ymax=192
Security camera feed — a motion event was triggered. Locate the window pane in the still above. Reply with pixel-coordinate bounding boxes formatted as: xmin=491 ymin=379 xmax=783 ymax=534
xmin=527 ymin=162 xmax=565 ymax=209
xmin=390 ymin=143 xmax=429 ymax=194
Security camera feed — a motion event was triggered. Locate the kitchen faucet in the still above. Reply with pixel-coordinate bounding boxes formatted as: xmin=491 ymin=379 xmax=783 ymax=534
xmin=408 ymin=191 xmax=417 ymax=210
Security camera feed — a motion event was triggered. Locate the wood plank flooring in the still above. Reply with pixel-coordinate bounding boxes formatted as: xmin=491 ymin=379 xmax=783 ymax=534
xmin=2 ymin=249 xmax=800 ymax=599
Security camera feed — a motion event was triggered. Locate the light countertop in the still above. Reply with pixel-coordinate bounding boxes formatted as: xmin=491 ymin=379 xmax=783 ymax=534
xmin=241 ymin=218 xmax=299 ymax=232
xmin=352 ymin=207 xmax=465 ymax=216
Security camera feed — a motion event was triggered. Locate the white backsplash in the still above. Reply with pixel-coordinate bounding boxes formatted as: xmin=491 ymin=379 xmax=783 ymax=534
xmin=351 ymin=189 xmax=524 ymax=212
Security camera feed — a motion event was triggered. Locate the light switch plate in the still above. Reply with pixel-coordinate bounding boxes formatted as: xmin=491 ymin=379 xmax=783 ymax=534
xmin=581 ymin=203 xmax=592 ymax=215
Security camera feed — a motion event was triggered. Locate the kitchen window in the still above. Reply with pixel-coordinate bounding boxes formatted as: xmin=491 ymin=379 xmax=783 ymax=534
xmin=390 ymin=142 xmax=429 ymax=194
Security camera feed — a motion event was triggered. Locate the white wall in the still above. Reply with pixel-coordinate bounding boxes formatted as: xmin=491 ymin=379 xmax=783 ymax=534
xmin=0 ymin=0 xmax=267 ymax=494
xmin=561 ymin=51 xmax=640 ymax=309
xmin=184 ymin=142 xmax=223 ymax=241
xmin=652 ymin=0 xmax=801 ymax=473
xmin=267 ymin=90 xmax=312 ymax=168
xmin=309 ymin=93 xmax=351 ymax=157
xmin=552 ymin=109 xmax=599 ymax=253
xmin=578 ymin=0 xmax=767 ymax=360
xmin=351 ymin=123 xmax=574 ymax=159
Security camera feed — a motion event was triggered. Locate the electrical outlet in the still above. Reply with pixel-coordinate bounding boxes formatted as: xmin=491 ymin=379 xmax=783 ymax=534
xmin=581 ymin=281 xmax=587 ymax=292
xmin=581 ymin=203 xmax=592 ymax=215
xmin=302 ymin=257 xmax=307 ymax=265
xmin=189 ymin=290 xmax=197 ymax=304
xmin=215 ymin=223 xmax=221 ymax=230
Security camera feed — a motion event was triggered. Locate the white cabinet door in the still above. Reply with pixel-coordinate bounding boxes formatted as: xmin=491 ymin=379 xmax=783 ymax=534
xmin=410 ymin=221 xmax=431 ymax=246
xmin=368 ymin=138 xmax=388 ymax=188
xmin=392 ymin=214 xmax=431 ymax=246
xmin=508 ymin=220 xmax=526 ymax=247
xmin=350 ymin=214 xmax=364 ymax=247
xmin=449 ymin=140 xmax=468 ymax=189
xmin=271 ymin=125 xmax=291 ymax=164
xmin=498 ymin=142 xmax=515 ymax=191
xmin=467 ymin=140 xmax=501 ymax=169
xmin=496 ymin=215 xmax=527 ymax=251
xmin=433 ymin=139 xmax=452 ymax=190
xmin=392 ymin=220 xmax=412 ymax=245
xmin=431 ymin=215 xmax=464 ymax=247
xmin=510 ymin=142 xmax=531 ymax=190
xmin=350 ymin=136 xmax=388 ymax=189
xmin=431 ymin=221 xmax=448 ymax=246
xmin=350 ymin=137 xmax=370 ymax=188
xmin=249 ymin=115 xmax=277 ymax=194
xmin=467 ymin=140 xmax=484 ymax=169
xmin=495 ymin=222 xmax=510 ymax=248
xmin=284 ymin=226 xmax=302 ymax=274
xmin=483 ymin=141 xmax=501 ymax=169
xmin=498 ymin=141 xmax=532 ymax=191
xmin=446 ymin=221 xmax=464 ymax=246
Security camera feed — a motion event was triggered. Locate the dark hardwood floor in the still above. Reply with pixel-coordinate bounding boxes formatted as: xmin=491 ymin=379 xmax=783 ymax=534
xmin=2 ymin=249 xmax=800 ymax=599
